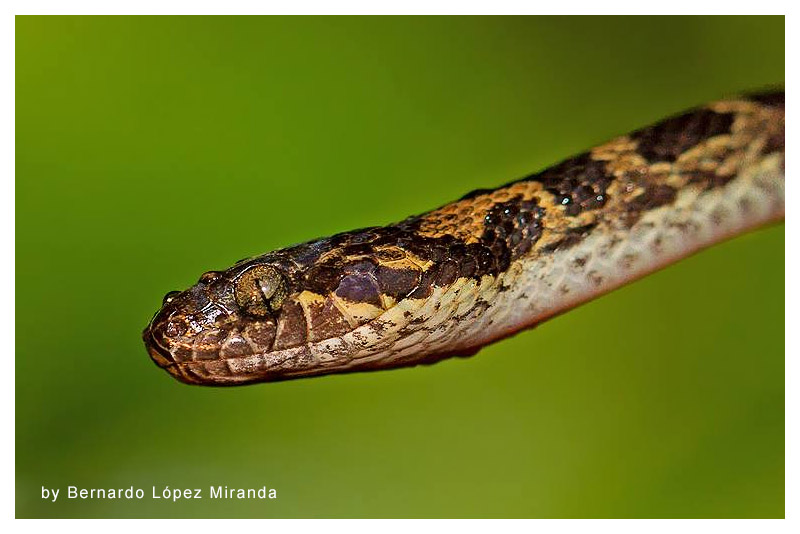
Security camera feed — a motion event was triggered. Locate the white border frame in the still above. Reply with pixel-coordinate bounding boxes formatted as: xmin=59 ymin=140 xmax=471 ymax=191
xmin=5 ymin=3 xmax=791 ymax=531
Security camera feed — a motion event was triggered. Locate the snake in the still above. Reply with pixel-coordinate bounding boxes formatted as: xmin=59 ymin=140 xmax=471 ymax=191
xmin=143 ymin=90 xmax=785 ymax=386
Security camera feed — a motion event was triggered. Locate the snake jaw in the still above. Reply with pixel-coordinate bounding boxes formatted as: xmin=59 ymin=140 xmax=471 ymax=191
xmin=143 ymin=328 xmax=173 ymax=369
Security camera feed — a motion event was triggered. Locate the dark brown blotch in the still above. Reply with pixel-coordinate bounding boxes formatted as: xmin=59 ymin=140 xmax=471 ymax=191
xmin=522 ymin=153 xmax=612 ymax=216
xmin=375 ymin=266 xmax=420 ymax=299
xmin=434 ymin=260 xmax=459 ymax=286
xmin=305 ymin=263 xmax=344 ymax=294
xmin=456 ymin=251 xmax=477 ymax=278
xmin=627 ymin=184 xmax=677 ymax=212
xmin=631 ymin=109 xmax=735 ymax=163
xmin=408 ymin=267 xmax=437 ymax=299
xmin=762 ymin=115 xmax=785 ymax=156
xmin=747 ymin=90 xmax=784 ymax=109
xmin=480 ymin=197 xmax=544 ymax=262
xmin=335 ymin=272 xmax=382 ymax=306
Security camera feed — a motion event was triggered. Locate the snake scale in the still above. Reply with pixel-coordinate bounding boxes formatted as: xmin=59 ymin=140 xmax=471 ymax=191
xmin=143 ymin=90 xmax=785 ymax=386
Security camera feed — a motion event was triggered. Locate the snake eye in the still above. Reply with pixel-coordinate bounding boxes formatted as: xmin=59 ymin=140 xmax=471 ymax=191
xmin=162 ymin=291 xmax=181 ymax=306
xmin=234 ymin=265 xmax=288 ymax=317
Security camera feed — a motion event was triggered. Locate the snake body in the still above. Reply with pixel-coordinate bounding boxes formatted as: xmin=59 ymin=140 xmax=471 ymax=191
xmin=143 ymin=90 xmax=785 ymax=386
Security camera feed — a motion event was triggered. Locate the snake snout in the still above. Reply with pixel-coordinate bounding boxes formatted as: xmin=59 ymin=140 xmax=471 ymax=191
xmin=144 ymin=281 xmax=240 ymax=382
xmin=143 ymin=323 xmax=175 ymax=368
xmin=143 ymin=292 xmax=196 ymax=370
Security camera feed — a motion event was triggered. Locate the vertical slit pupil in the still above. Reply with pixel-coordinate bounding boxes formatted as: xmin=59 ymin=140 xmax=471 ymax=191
xmin=256 ymin=278 xmax=273 ymax=306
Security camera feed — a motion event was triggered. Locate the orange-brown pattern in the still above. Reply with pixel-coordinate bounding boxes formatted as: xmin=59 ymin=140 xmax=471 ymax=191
xmin=144 ymin=90 xmax=784 ymax=386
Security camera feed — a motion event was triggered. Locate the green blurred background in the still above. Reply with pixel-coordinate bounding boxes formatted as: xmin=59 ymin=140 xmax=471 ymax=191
xmin=16 ymin=16 xmax=784 ymax=518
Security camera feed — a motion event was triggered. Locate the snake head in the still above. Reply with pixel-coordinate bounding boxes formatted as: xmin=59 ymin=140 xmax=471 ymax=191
xmin=142 ymin=226 xmax=473 ymax=385
xmin=143 ymin=263 xmax=297 ymax=385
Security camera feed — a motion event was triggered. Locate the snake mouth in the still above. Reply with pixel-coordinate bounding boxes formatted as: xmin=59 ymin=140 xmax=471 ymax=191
xmin=142 ymin=326 xmax=175 ymax=369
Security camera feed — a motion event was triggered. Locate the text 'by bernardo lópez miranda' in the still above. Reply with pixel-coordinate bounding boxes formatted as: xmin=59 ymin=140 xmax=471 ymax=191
xmin=41 ymin=486 xmax=278 ymax=502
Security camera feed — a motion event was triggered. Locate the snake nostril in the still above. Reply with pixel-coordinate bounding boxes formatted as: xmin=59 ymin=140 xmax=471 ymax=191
xmin=162 ymin=291 xmax=181 ymax=306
